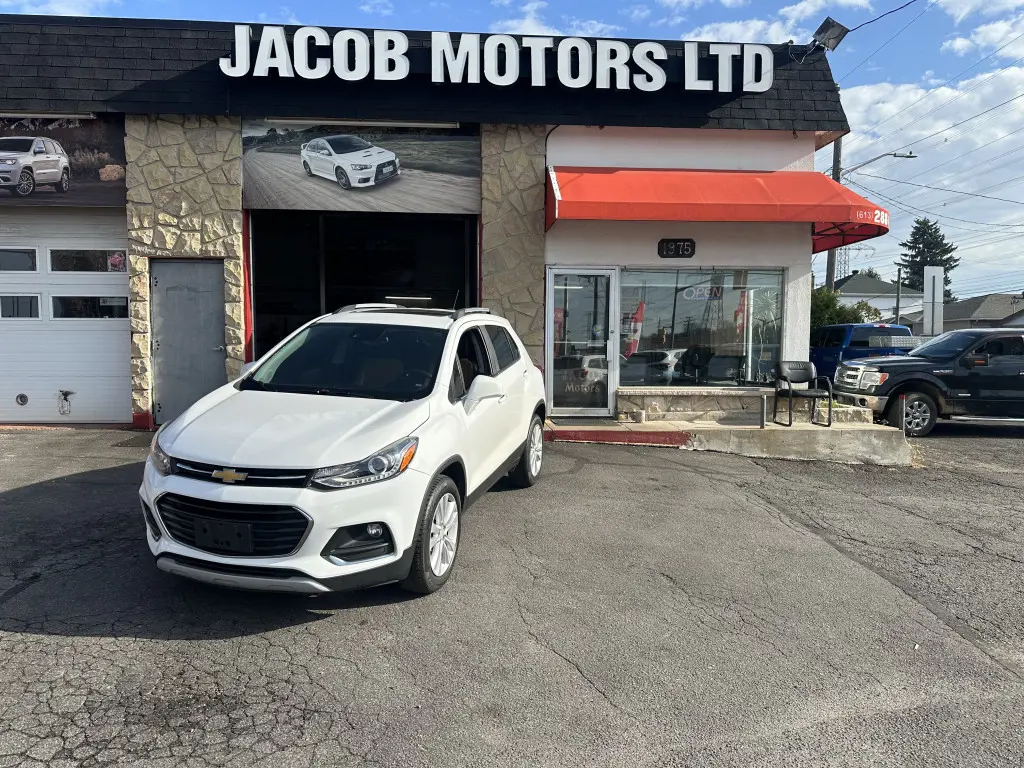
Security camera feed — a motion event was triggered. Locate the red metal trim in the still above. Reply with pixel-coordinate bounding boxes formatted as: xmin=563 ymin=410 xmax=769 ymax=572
xmin=242 ymin=209 xmax=254 ymax=362
xmin=132 ymin=412 xmax=155 ymax=430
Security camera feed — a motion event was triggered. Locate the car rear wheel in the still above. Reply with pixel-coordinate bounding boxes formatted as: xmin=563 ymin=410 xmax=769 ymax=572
xmin=13 ymin=169 xmax=34 ymax=197
xmin=302 ymin=161 xmax=313 ymax=177
xmin=894 ymin=392 xmax=938 ymax=437
xmin=336 ymin=167 xmax=350 ymax=189
xmin=401 ymin=475 xmax=461 ymax=594
xmin=54 ymin=168 xmax=70 ymax=193
xmin=508 ymin=414 xmax=544 ymax=488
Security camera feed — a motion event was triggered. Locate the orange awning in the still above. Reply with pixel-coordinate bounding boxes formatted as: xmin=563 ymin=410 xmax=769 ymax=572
xmin=545 ymin=167 xmax=890 ymax=253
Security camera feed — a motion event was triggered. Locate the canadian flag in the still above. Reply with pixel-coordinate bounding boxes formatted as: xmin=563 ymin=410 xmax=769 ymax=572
xmin=624 ymin=302 xmax=645 ymax=358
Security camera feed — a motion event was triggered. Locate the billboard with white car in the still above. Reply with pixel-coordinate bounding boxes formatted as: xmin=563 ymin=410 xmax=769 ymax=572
xmin=241 ymin=120 xmax=481 ymax=215
xmin=0 ymin=114 xmax=126 ymax=207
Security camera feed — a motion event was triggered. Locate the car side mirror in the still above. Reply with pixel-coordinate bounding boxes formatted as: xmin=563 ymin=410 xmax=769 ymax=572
xmin=962 ymin=353 xmax=990 ymax=368
xmin=464 ymin=375 xmax=503 ymax=407
xmin=33 ymin=146 xmax=45 ymax=154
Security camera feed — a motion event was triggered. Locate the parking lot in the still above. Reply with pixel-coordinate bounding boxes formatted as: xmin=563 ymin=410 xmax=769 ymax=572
xmin=0 ymin=426 xmax=1022 ymax=767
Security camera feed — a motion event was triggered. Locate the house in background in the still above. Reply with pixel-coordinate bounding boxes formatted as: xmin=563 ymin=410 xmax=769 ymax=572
xmin=833 ymin=271 xmax=924 ymax=318
xmin=902 ymin=293 xmax=1024 ymax=335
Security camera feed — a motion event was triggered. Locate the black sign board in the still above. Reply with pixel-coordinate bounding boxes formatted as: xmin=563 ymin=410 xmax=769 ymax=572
xmin=658 ymin=239 xmax=696 ymax=259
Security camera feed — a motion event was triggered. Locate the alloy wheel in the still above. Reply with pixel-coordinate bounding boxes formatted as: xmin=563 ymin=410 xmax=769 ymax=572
xmin=336 ymin=168 xmax=350 ymax=189
xmin=905 ymin=401 xmax=930 ymax=432
xmin=59 ymin=170 xmax=69 ymax=191
xmin=528 ymin=422 xmax=543 ymax=477
xmin=16 ymin=171 xmax=34 ymax=196
xmin=428 ymin=492 xmax=459 ymax=577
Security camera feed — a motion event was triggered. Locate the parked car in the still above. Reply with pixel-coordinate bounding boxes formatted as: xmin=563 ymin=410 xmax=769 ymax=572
xmin=0 ymin=136 xmax=71 ymax=197
xmin=141 ymin=305 xmax=546 ymax=595
xmin=621 ymin=349 xmax=686 ymax=385
xmin=300 ymin=135 xmax=400 ymax=190
xmin=833 ymin=328 xmax=1024 ymax=436
xmin=810 ymin=323 xmax=914 ymax=380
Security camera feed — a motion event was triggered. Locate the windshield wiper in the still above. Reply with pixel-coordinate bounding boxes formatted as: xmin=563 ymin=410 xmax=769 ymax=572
xmin=313 ymin=387 xmax=374 ymax=398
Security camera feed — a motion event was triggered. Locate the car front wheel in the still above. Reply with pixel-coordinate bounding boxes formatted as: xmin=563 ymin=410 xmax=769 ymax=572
xmin=54 ymin=168 xmax=70 ymax=193
xmin=336 ymin=167 xmax=351 ymax=189
xmin=302 ymin=161 xmax=313 ymax=177
xmin=401 ymin=475 xmax=461 ymax=595
xmin=13 ymin=169 xmax=34 ymax=197
xmin=895 ymin=392 xmax=938 ymax=437
xmin=508 ymin=414 xmax=544 ymax=488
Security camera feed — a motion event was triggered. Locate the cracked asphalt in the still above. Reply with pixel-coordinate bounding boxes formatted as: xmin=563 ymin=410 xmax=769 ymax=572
xmin=0 ymin=426 xmax=1022 ymax=767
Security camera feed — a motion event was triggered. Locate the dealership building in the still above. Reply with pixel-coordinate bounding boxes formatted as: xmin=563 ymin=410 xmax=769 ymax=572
xmin=0 ymin=14 xmax=890 ymax=427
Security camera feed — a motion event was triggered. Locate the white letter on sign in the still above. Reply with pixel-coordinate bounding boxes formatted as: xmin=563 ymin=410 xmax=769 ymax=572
xmin=484 ymin=35 xmax=519 ymax=86
xmin=557 ymin=38 xmax=593 ymax=88
xmin=253 ymin=26 xmax=294 ymax=77
xmin=683 ymin=42 xmax=712 ymax=91
xmin=708 ymin=42 xmax=740 ymax=93
xmin=595 ymin=40 xmax=630 ymax=90
xmin=743 ymin=44 xmax=773 ymax=92
xmin=374 ymin=30 xmax=410 ymax=81
xmin=220 ymin=24 xmax=252 ymax=77
xmin=432 ymin=32 xmax=480 ymax=83
xmin=333 ymin=30 xmax=370 ymax=81
xmin=293 ymin=27 xmax=331 ymax=79
xmin=631 ymin=42 xmax=666 ymax=92
xmin=521 ymin=37 xmax=553 ymax=86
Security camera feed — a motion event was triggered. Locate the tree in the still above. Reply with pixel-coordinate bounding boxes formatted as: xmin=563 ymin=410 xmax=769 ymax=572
xmin=811 ymin=288 xmax=864 ymax=329
xmin=853 ymin=300 xmax=883 ymax=322
xmin=896 ymin=218 xmax=959 ymax=301
xmin=859 ymin=267 xmax=881 ymax=279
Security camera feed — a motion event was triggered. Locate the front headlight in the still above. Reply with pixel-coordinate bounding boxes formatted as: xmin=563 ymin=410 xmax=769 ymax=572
xmin=350 ymin=163 xmax=372 ymax=170
xmin=310 ymin=437 xmax=418 ymax=490
xmin=149 ymin=429 xmax=174 ymax=476
xmin=861 ymin=370 xmax=889 ymax=388
xmin=0 ymin=159 xmax=16 ymax=165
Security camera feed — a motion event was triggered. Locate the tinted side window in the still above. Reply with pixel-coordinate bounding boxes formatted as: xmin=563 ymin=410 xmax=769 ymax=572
xmin=485 ymin=325 xmax=520 ymax=372
xmin=455 ymin=327 xmax=493 ymax=391
xmin=43 ymin=141 xmax=56 ymax=153
xmin=449 ymin=361 xmax=466 ymax=402
xmin=809 ymin=328 xmax=825 ymax=347
xmin=823 ymin=328 xmax=846 ymax=348
xmin=976 ymin=336 xmax=1024 ymax=360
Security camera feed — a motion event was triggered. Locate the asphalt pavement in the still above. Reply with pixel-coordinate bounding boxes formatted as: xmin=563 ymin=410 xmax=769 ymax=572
xmin=0 ymin=427 xmax=1021 ymax=767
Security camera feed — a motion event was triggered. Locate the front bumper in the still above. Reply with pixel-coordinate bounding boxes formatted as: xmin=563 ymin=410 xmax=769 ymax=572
xmin=351 ymin=165 xmax=400 ymax=187
xmin=835 ymin=390 xmax=889 ymax=412
xmin=139 ymin=458 xmax=431 ymax=593
xmin=0 ymin=162 xmax=24 ymax=186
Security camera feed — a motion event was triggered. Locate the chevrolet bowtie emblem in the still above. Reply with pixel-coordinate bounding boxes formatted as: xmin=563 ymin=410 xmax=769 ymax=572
xmin=212 ymin=468 xmax=247 ymax=483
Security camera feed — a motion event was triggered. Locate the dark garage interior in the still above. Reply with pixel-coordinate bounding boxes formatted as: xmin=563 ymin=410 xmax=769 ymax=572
xmin=250 ymin=210 xmax=478 ymax=355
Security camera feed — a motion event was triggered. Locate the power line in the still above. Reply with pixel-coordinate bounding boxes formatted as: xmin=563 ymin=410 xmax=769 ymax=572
xmin=848 ymin=180 xmax=1024 ymax=228
xmin=853 ymin=171 xmax=1024 ymax=205
xmin=837 ymin=0 xmax=937 ymax=82
xmin=848 ymin=0 xmax=923 ymax=32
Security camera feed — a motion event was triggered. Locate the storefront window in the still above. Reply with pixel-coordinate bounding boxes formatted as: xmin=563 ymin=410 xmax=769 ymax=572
xmin=619 ymin=269 xmax=784 ymax=387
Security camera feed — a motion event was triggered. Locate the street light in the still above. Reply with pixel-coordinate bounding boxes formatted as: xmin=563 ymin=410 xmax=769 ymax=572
xmin=841 ymin=151 xmax=917 ymax=179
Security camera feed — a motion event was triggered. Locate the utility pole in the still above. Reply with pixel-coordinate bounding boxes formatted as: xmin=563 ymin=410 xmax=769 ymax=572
xmin=894 ymin=266 xmax=902 ymax=323
xmin=826 ymin=136 xmax=842 ymax=291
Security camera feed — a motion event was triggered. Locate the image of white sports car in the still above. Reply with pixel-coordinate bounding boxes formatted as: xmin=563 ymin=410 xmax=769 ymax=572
xmin=300 ymin=135 xmax=401 ymax=189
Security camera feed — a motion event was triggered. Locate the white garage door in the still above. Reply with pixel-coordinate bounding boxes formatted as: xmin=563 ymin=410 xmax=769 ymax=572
xmin=0 ymin=208 xmax=131 ymax=423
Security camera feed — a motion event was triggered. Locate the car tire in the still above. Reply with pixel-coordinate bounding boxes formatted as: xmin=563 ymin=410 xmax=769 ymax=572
xmin=13 ymin=169 xmax=34 ymax=197
xmin=302 ymin=161 xmax=313 ymax=177
xmin=400 ymin=475 xmax=461 ymax=595
xmin=508 ymin=414 xmax=544 ymax=489
xmin=895 ymin=391 xmax=938 ymax=437
xmin=54 ymin=168 xmax=70 ymax=193
xmin=336 ymin=167 xmax=351 ymax=189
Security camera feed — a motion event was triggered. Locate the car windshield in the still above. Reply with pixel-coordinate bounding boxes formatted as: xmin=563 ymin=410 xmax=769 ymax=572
xmin=912 ymin=331 xmax=984 ymax=359
xmin=241 ymin=323 xmax=447 ymax=401
xmin=0 ymin=138 xmax=34 ymax=152
xmin=326 ymin=136 xmax=373 ymax=154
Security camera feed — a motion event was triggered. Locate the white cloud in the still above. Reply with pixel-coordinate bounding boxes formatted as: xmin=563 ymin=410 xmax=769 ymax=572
xmin=624 ymin=4 xmax=651 ymax=22
xmin=490 ymin=1 xmax=563 ymax=35
xmin=257 ymin=6 xmax=300 ymax=24
xmin=936 ymin=0 xmax=1024 ymax=23
xmin=359 ymin=0 xmax=393 ymax=15
xmin=566 ymin=19 xmax=625 ymax=37
xmin=685 ymin=18 xmax=805 ymax=42
xmin=817 ymin=65 xmax=1024 ymax=293
xmin=491 ymin=0 xmax=512 ymax=6
xmin=942 ymin=37 xmax=976 ymax=55
xmin=941 ymin=13 xmax=1024 ymax=57
xmin=779 ymin=0 xmax=871 ymax=24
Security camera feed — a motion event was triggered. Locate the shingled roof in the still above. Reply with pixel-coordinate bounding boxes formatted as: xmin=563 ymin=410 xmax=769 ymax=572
xmin=0 ymin=14 xmax=849 ymax=134
xmin=834 ymin=272 xmax=923 ymax=298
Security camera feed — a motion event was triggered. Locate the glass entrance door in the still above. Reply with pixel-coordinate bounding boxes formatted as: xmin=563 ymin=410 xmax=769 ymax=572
xmin=545 ymin=268 xmax=617 ymax=416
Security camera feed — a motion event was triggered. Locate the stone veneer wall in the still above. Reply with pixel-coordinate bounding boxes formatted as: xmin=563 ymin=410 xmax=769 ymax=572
xmin=124 ymin=115 xmax=244 ymax=422
xmin=480 ymin=124 xmax=547 ymax=364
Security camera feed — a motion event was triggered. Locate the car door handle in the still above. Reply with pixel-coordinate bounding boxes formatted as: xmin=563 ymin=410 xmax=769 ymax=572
xmin=498 ymin=394 xmax=508 ymax=403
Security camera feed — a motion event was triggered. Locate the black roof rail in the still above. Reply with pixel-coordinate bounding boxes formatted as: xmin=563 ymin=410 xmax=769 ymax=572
xmin=333 ymin=303 xmax=404 ymax=314
xmin=452 ymin=307 xmax=492 ymax=319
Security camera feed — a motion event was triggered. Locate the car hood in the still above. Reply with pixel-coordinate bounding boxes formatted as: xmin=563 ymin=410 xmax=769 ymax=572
xmin=337 ymin=147 xmax=396 ymax=162
xmin=159 ymin=384 xmax=431 ymax=469
xmin=843 ymin=355 xmax=935 ymax=369
xmin=0 ymin=151 xmax=25 ymax=160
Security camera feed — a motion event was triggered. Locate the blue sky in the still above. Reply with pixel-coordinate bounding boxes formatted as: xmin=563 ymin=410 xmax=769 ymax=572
xmin=3 ymin=0 xmax=1024 ymax=299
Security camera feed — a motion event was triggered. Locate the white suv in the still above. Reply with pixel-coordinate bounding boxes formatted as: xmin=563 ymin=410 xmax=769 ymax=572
xmin=140 ymin=305 xmax=546 ymax=595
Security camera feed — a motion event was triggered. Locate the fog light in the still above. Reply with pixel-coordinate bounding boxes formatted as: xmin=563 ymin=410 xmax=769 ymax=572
xmin=367 ymin=523 xmax=383 ymax=538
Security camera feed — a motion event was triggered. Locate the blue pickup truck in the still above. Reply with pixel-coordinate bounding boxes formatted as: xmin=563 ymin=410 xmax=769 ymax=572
xmin=810 ymin=323 xmax=914 ymax=380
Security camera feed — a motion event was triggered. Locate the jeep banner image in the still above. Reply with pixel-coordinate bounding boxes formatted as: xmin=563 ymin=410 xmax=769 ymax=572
xmin=0 ymin=114 xmax=126 ymax=207
xmin=241 ymin=120 xmax=481 ymax=215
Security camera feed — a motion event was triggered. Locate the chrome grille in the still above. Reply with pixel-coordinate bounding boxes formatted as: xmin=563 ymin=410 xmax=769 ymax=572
xmin=156 ymin=493 xmax=310 ymax=557
xmin=171 ymin=457 xmax=310 ymax=488
xmin=836 ymin=366 xmax=862 ymax=389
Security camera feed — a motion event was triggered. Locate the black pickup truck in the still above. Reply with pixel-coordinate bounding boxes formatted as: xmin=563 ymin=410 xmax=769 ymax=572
xmin=833 ymin=328 xmax=1024 ymax=436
